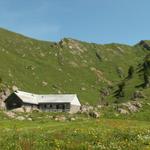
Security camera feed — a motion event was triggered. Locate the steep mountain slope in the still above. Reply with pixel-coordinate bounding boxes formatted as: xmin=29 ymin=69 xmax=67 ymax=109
xmin=0 ymin=28 xmax=149 ymax=104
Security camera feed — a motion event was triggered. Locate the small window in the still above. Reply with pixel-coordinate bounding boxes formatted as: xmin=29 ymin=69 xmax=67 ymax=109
xmin=65 ymin=104 xmax=70 ymax=109
xmin=44 ymin=104 xmax=47 ymax=108
xmin=56 ymin=104 xmax=59 ymax=109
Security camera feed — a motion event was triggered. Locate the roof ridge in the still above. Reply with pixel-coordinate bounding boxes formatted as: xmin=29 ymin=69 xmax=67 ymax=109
xmin=15 ymin=90 xmax=77 ymax=96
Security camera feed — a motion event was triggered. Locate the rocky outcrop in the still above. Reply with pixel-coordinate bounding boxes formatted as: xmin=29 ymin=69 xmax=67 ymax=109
xmin=4 ymin=111 xmax=16 ymax=118
xmin=12 ymin=108 xmax=25 ymax=113
xmin=4 ymin=111 xmax=32 ymax=121
xmin=0 ymin=88 xmax=11 ymax=110
xmin=12 ymin=85 xmax=18 ymax=92
xmin=80 ymin=104 xmax=94 ymax=113
xmin=117 ymin=101 xmax=142 ymax=114
xmin=80 ymin=103 xmax=101 ymax=118
xmin=15 ymin=116 xmax=25 ymax=121
xmin=42 ymin=81 xmax=48 ymax=87
xmin=54 ymin=115 xmax=66 ymax=121
xmin=138 ymin=40 xmax=150 ymax=50
xmin=133 ymin=90 xmax=145 ymax=100
xmin=118 ymin=108 xmax=129 ymax=115
xmin=89 ymin=111 xmax=100 ymax=118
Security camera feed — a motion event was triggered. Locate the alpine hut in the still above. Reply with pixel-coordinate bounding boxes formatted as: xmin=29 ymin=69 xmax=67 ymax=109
xmin=5 ymin=91 xmax=81 ymax=113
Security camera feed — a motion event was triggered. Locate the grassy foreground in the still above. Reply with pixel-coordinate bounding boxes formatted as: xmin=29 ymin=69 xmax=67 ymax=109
xmin=0 ymin=114 xmax=150 ymax=150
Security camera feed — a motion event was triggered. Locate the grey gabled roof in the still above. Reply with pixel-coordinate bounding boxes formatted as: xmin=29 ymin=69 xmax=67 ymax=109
xmin=14 ymin=91 xmax=81 ymax=106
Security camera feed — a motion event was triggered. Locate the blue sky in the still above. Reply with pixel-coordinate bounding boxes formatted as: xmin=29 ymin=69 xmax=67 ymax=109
xmin=0 ymin=0 xmax=150 ymax=45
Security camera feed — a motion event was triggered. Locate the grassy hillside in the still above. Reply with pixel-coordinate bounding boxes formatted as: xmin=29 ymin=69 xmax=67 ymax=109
xmin=1 ymin=28 xmax=150 ymax=150
xmin=0 ymin=28 xmax=150 ymax=104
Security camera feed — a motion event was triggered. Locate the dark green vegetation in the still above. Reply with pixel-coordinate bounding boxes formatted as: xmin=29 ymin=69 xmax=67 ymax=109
xmin=0 ymin=28 xmax=150 ymax=105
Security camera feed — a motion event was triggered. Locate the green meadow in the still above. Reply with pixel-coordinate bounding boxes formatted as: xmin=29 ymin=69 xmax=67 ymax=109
xmin=0 ymin=111 xmax=150 ymax=150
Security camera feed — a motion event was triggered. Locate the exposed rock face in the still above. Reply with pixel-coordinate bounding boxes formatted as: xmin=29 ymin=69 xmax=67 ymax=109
xmin=81 ymin=87 xmax=86 ymax=91
xmin=1 ymin=95 xmax=7 ymax=101
xmin=0 ymin=88 xmax=11 ymax=110
xmin=123 ymin=101 xmax=142 ymax=112
xmin=4 ymin=111 xmax=33 ymax=121
xmin=133 ymin=91 xmax=145 ymax=100
xmin=0 ymin=101 xmax=6 ymax=110
xmin=97 ymin=105 xmax=103 ymax=109
xmin=16 ymin=116 xmax=25 ymax=121
xmin=70 ymin=117 xmax=76 ymax=121
xmin=12 ymin=85 xmax=18 ymax=91
xmin=12 ymin=107 xmax=25 ymax=113
xmin=80 ymin=104 xmax=94 ymax=113
xmin=80 ymin=104 xmax=101 ymax=118
xmin=90 ymin=67 xmax=112 ymax=86
xmin=42 ymin=81 xmax=48 ymax=86
xmin=132 ymin=101 xmax=142 ymax=108
xmin=4 ymin=111 xmax=16 ymax=118
xmin=59 ymin=38 xmax=87 ymax=55
xmin=89 ymin=111 xmax=100 ymax=118
xmin=54 ymin=115 xmax=66 ymax=121
xmin=118 ymin=108 xmax=129 ymax=115
xmin=127 ymin=104 xmax=138 ymax=113
xmin=25 ymin=107 xmax=32 ymax=113
xmin=27 ymin=118 xmax=32 ymax=121
xmin=4 ymin=88 xmax=11 ymax=96
xmin=117 ymin=101 xmax=142 ymax=114
xmin=138 ymin=40 xmax=150 ymax=50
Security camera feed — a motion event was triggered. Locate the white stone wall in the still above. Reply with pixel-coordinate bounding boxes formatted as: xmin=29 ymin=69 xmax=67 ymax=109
xmin=70 ymin=105 xmax=81 ymax=113
xmin=23 ymin=104 xmax=38 ymax=112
